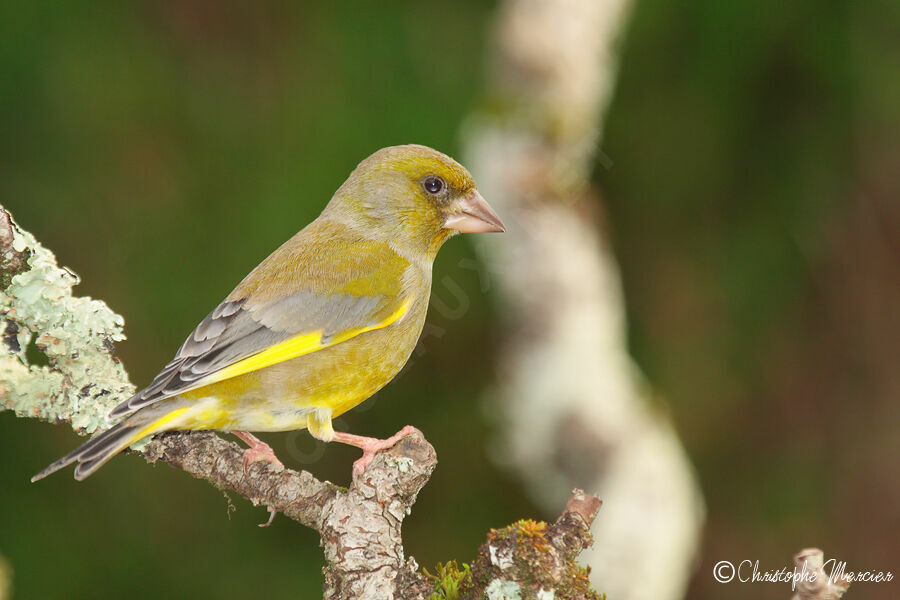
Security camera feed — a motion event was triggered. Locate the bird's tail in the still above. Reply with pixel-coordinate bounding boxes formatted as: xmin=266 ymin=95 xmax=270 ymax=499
xmin=31 ymin=407 xmax=188 ymax=482
xmin=31 ymin=422 xmax=143 ymax=482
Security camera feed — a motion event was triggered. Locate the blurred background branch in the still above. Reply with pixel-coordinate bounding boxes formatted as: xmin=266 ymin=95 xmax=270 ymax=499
xmin=463 ymin=0 xmax=704 ymax=597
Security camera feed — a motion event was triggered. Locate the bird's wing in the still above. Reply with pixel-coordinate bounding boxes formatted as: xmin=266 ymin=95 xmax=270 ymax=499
xmin=110 ymin=232 xmax=412 ymax=419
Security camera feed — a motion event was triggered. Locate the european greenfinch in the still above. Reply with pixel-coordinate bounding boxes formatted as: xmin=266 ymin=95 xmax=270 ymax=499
xmin=33 ymin=144 xmax=504 ymax=482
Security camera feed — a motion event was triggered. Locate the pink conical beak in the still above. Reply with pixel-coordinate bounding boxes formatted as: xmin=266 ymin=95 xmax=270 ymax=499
xmin=443 ymin=190 xmax=506 ymax=233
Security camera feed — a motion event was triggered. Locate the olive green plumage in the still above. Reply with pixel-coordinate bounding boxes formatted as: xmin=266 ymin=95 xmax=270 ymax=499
xmin=33 ymin=144 xmax=504 ymax=481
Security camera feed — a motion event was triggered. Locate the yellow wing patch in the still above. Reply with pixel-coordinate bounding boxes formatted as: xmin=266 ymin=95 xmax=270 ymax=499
xmin=196 ymin=298 xmax=412 ymax=387
xmin=134 ymin=407 xmax=190 ymax=440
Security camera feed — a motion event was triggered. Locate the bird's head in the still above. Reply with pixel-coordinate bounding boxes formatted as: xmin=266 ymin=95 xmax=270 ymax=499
xmin=325 ymin=144 xmax=505 ymax=257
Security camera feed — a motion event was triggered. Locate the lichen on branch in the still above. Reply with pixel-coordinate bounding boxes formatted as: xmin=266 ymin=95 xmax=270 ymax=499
xmin=0 ymin=207 xmax=133 ymax=433
xmin=460 ymin=490 xmax=604 ymax=600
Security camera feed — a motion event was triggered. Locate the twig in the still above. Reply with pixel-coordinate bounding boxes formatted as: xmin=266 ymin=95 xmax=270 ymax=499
xmin=791 ymin=548 xmax=852 ymax=600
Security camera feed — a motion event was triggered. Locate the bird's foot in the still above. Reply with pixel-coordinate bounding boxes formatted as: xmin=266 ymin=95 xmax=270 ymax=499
xmin=332 ymin=425 xmax=422 ymax=479
xmin=233 ymin=431 xmax=285 ymax=473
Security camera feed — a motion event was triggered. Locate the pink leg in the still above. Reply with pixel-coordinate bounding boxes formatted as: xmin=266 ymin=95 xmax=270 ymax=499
xmin=233 ymin=431 xmax=284 ymax=472
xmin=331 ymin=425 xmax=422 ymax=479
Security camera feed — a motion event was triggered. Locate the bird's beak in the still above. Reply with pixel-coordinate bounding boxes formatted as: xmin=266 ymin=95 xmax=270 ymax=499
xmin=443 ymin=190 xmax=506 ymax=233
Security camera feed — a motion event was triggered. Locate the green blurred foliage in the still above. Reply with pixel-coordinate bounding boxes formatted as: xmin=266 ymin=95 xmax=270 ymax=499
xmin=2 ymin=0 xmax=898 ymax=599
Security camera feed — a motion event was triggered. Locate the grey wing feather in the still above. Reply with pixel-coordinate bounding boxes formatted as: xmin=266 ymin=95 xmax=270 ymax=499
xmin=108 ymin=292 xmax=389 ymax=419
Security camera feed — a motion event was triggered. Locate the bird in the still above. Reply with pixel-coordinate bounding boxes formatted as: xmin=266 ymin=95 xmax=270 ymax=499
xmin=32 ymin=144 xmax=504 ymax=482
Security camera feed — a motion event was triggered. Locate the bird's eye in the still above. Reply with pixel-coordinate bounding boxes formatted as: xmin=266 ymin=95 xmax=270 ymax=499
xmin=423 ymin=176 xmax=444 ymax=195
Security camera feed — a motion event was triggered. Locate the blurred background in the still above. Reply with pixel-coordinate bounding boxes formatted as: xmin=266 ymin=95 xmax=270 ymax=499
xmin=1 ymin=1 xmax=897 ymax=599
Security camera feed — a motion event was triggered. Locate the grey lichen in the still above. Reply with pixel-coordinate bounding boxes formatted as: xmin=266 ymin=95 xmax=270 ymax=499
xmin=0 ymin=206 xmax=133 ymax=433
xmin=387 ymin=454 xmax=416 ymax=473
xmin=486 ymin=580 xmax=522 ymax=600
xmin=490 ymin=544 xmax=516 ymax=570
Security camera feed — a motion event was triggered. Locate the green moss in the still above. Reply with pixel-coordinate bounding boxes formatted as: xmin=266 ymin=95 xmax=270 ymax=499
xmin=426 ymin=561 xmax=472 ymax=600
xmin=556 ymin=563 xmax=604 ymax=600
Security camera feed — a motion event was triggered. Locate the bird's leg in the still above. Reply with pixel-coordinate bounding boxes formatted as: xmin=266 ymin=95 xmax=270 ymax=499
xmin=306 ymin=409 xmax=421 ymax=478
xmin=331 ymin=425 xmax=422 ymax=478
xmin=232 ymin=431 xmax=284 ymax=472
xmin=232 ymin=432 xmax=283 ymax=526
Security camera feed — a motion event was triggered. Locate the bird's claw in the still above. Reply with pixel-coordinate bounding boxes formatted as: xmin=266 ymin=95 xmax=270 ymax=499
xmin=259 ymin=506 xmax=278 ymax=528
xmin=349 ymin=425 xmax=423 ymax=479
xmin=233 ymin=431 xmax=285 ymax=474
xmin=242 ymin=447 xmax=285 ymax=474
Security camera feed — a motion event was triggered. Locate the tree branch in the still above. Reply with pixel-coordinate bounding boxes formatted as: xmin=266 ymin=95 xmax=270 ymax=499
xmin=791 ymin=548 xmax=852 ymax=600
xmin=461 ymin=489 xmax=603 ymax=599
xmin=1 ymin=205 xmax=602 ymax=600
